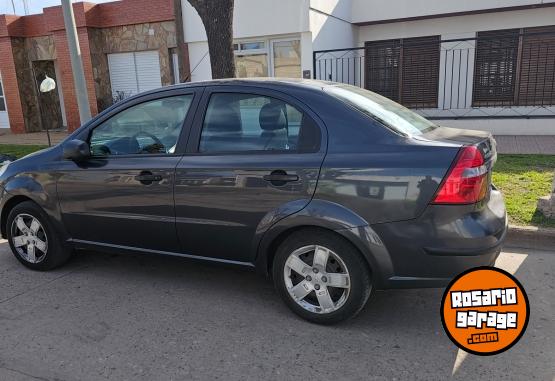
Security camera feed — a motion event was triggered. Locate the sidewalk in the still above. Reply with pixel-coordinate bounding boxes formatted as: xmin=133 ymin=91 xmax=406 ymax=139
xmin=495 ymin=135 xmax=555 ymax=155
xmin=0 ymin=131 xmax=554 ymax=154
xmin=0 ymin=130 xmax=68 ymax=146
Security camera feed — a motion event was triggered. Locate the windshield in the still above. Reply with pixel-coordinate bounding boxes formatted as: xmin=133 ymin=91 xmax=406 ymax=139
xmin=326 ymin=84 xmax=437 ymax=136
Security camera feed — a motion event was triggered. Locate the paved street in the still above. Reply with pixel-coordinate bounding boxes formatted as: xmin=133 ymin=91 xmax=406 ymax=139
xmin=0 ymin=240 xmax=552 ymax=381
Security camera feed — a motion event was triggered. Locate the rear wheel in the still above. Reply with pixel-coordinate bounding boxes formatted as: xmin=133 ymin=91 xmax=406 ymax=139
xmin=6 ymin=201 xmax=72 ymax=271
xmin=273 ymin=229 xmax=372 ymax=324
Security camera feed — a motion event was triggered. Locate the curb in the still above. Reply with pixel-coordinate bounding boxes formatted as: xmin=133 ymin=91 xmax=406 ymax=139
xmin=505 ymin=225 xmax=555 ymax=252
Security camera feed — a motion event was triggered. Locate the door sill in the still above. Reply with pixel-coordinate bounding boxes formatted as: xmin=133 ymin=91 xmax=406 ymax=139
xmin=68 ymin=238 xmax=255 ymax=267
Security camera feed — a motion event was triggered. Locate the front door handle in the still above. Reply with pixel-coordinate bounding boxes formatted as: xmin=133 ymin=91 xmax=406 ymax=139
xmin=135 ymin=171 xmax=162 ymax=185
xmin=263 ymin=170 xmax=299 ymax=186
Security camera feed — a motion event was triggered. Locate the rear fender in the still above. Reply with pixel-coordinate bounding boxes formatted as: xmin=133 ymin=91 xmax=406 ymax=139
xmin=254 ymin=199 xmax=394 ymax=288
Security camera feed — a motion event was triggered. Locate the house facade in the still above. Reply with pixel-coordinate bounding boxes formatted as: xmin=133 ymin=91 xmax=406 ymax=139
xmin=0 ymin=0 xmax=187 ymax=133
xmin=183 ymin=0 xmax=555 ymax=135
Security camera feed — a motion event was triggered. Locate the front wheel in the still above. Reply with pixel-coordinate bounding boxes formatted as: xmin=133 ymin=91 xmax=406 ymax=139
xmin=6 ymin=201 xmax=72 ymax=271
xmin=273 ymin=229 xmax=372 ymax=324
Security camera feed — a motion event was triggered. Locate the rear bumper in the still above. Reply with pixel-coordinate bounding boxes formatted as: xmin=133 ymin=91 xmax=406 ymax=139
xmin=371 ymin=188 xmax=507 ymax=288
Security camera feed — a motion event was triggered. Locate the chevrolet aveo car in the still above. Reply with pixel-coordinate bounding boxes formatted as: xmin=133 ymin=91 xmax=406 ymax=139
xmin=0 ymin=79 xmax=507 ymax=324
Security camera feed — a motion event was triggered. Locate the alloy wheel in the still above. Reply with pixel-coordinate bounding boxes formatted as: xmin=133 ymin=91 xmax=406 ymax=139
xmin=283 ymin=245 xmax=351 ymax=314
xmin=10 ymin=213 xmax=48 ymax=264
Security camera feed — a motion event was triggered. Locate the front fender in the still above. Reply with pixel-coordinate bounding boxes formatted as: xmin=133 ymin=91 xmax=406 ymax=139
xmin=1 ymin=173 xmax=68 ymax=241
xmin=254 ymin=199 xmax=394 ymax=288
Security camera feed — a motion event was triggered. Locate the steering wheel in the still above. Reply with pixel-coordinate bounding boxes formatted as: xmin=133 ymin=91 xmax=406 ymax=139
xmin=132 ymin=131 xmax=166 ymax=154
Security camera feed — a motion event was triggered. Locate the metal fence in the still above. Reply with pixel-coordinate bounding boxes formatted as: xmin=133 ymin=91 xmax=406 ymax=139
xmin=313 ymin=33 xmax=555 ymax=119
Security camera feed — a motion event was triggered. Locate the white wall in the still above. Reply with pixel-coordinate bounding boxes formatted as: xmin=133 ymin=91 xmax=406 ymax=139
xmin=351 ymin=0 xmax=555 ymax=25
xmin=182 ymin=0 xmax=310 ymax=43
xmin=357 ymin=7 xmax=555 ymax=43
xmin=185 ymin=41 xmax=212 ymax=82
xmin=310 ymin=0 xmax=356 ymax=51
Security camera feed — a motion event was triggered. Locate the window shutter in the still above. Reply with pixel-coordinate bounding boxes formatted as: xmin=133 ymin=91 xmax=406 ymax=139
xmin=518 ymin=26 xmax=555 ymax=106
xmin=401 ymin=36 xmax=440 ymax=108
xmin=472 ymin=29 xmax=520 ymax=106
xmin=365 ymin=39 xmax=401 ymax=102
xmin=365 ymin=36 xmax=440 ymax=108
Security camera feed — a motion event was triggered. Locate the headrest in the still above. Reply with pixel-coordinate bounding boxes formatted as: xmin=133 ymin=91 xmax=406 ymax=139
xmin=205 ymin=104 xmax=241 ymax=133
xmin=259 ymin=103 xmax=287 ymax=131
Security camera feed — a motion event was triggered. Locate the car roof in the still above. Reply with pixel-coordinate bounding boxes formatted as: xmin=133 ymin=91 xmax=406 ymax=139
xmin=159 ymin=77 xmax=337 ymax=93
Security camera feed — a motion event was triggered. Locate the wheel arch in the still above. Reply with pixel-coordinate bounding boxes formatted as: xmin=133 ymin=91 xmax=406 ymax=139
xmin=1 ymin=176 xmax=69 ymax=242
xmin=1 ymin=195 xmax=34 ymax=238
xmin=254 ymin=200 xmax=394 ymax=288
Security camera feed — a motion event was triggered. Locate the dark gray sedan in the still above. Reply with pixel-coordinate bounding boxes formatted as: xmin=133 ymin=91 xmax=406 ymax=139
xmin=0 ymin=79 xmax=507 ymax=324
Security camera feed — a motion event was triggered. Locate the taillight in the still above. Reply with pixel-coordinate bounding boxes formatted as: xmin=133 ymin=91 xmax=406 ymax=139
xmin=432 ymin=146 xmax=488 ymax=204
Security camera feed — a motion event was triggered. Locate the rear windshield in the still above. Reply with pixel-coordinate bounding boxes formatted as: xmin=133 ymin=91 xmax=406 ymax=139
xmin=326 ymin=84 xmax=437 ymax=136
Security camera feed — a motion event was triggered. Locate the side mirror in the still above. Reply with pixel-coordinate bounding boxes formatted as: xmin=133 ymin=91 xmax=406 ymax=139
xmin=63 ymin=139 xmax=91 ymax=161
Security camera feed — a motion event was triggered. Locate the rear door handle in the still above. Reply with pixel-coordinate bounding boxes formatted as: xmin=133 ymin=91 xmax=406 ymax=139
xmin=263 ymin=170 xmax=299 ymax=186
xmin=135 ymin=171 xmax=162 ymax=184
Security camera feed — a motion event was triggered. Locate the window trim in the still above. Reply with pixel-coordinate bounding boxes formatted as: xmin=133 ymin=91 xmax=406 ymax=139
xmin=186 ymin=85 xmax=324 ymax=156
xmin=75 ymin=89 xmax=201 ymax=159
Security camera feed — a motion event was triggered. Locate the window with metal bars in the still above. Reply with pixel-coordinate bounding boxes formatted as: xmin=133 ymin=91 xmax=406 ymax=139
xmin=473 ymin=26 xmax=555 ymax=107
xmin=518 ymin=26 xmax=555 ymax=106
xmin=473 ymin=29 xmax=520 ymax=106
xmin=364 ymin=36 xmax=440 ymax=108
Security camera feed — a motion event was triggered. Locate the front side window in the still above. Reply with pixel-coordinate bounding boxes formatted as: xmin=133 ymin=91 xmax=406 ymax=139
xmin=199 ymin=93 xmax=320 ymax=153
xmin=90 ymin=95 xmax=193 ymax=156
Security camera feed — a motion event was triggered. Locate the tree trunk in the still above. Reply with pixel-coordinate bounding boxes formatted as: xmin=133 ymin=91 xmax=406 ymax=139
xmin=187 ymin=0 xmax=235 ymax=79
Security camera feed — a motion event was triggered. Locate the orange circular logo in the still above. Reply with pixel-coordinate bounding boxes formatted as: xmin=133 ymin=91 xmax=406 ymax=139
xmin=441 ymin=267 xmax=529 ymax=356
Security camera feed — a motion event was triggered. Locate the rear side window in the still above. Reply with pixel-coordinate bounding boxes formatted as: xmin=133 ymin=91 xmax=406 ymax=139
xmin=326 ymin=84 xmax=437 ymax=136
xmin=198 ymin=93 xmax=320 ymax=153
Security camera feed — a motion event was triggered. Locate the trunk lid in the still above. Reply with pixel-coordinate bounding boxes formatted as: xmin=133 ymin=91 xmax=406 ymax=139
xmin=420 ymin=126 xmax=497 ymax=165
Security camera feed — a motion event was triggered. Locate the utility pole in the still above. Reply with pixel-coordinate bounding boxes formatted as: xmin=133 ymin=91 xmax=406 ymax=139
xmin=61 ymin=0 xmax=91 ymax=125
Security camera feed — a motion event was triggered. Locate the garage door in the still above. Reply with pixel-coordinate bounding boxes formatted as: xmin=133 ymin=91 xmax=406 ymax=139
xmin=0 ymin=74 xmax=9 ymax=129
xmin=108 ymin=51 xmax=162 ymax=99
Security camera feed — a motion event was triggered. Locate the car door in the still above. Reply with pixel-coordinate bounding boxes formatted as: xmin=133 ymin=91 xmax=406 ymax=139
xmin=174 ymin=86 xmax=326 ymax=263
xmin=57 ymin=89 xmax=200 ymax=252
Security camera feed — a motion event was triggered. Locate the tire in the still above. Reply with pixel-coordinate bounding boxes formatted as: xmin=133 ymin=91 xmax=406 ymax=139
xmin=273 ymin=228 xmax=372 ymax=324
xmin=6 ymin=201 xmax=72 ymax=271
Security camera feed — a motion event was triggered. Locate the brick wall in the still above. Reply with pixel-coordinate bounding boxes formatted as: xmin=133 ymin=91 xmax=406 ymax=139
xmin=0 ymin=36 xmax=25 ymax=133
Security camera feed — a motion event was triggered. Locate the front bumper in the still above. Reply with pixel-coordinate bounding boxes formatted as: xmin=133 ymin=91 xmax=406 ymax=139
xmin=372 ymin=188 xmax=507 ymax=288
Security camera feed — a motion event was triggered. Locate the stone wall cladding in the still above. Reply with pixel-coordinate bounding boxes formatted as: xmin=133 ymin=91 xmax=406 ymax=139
xmin=89 ymin=21 xmax=178 ymax=111
xmin=25 ymin=36 xmax=56 ymax=61
xmin=88 ymin=27 xmax=112 ymax=112
xmin=11 ymin=37 xmax=41 ymax=132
